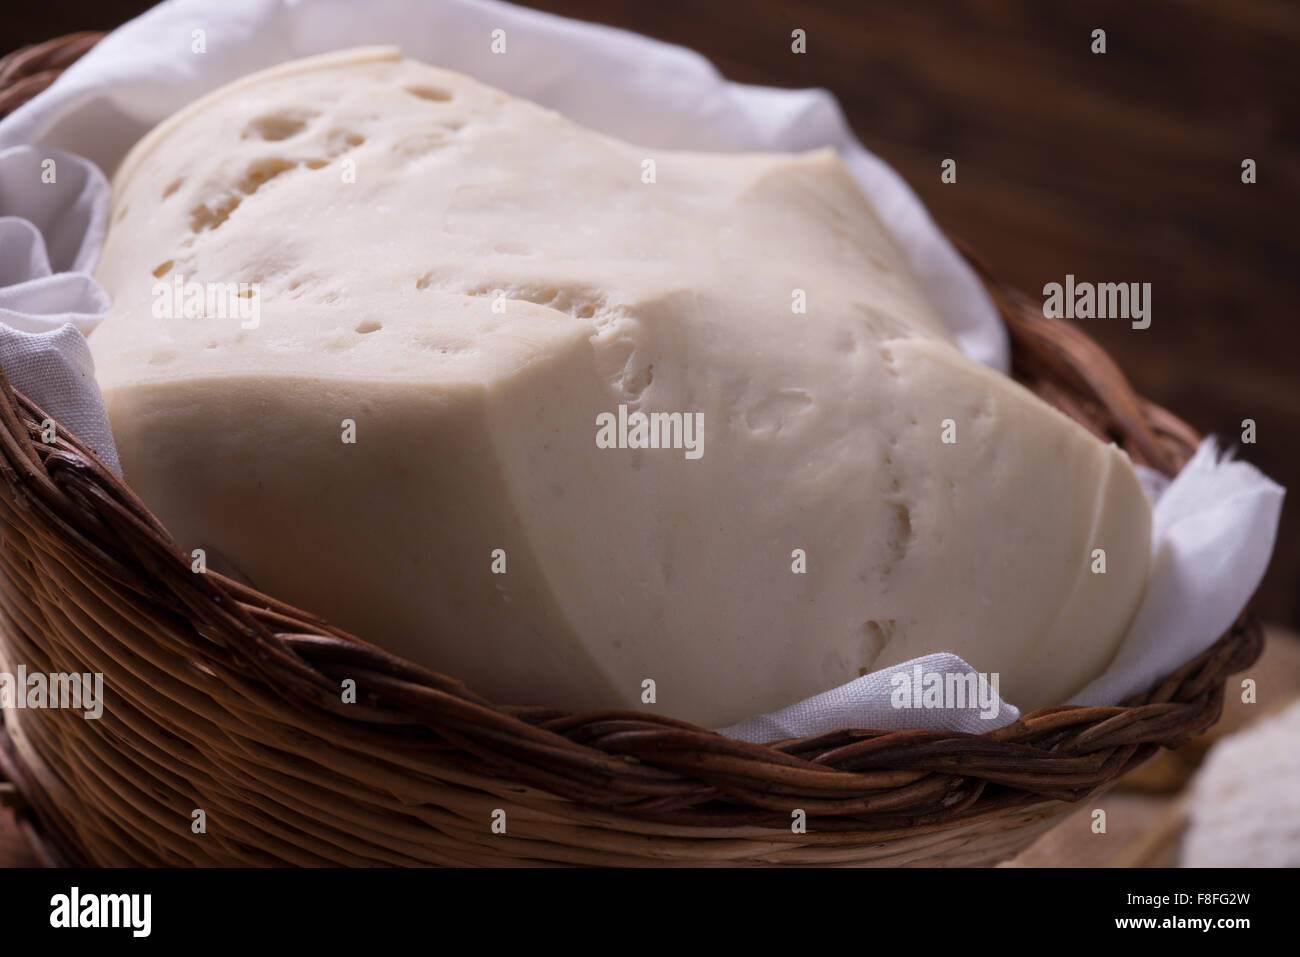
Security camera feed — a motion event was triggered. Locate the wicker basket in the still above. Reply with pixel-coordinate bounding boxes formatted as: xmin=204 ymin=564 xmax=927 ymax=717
xmin=0 ymin=33 xmax=1264 ymax=867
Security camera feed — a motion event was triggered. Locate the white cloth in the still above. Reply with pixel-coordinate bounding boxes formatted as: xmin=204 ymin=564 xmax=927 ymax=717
xmin=0 ymin=145 xmax=118 ymax=472
xmin=0 ymin=0 xmax=1284 ymax=740
xmin=1069 ymin=441 xmax=1283 ymax=707
xmin=721 ymin=653 xmax=1020 ymax=743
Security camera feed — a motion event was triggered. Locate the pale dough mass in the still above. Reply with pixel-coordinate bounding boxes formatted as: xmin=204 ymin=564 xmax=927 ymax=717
xmin=91 ymin=48 xmax=1151 ymax=726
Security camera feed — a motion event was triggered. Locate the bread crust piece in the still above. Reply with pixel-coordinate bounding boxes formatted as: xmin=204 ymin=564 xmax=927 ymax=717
xmin=91 ymin=49 xmax=1150 ymax=726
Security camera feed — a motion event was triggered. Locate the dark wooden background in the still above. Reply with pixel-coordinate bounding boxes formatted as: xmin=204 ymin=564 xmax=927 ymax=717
xmin=5 ymin=0 xmax=1297 ymax=627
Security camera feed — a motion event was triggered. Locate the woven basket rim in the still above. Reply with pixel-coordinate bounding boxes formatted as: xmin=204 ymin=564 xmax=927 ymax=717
xmin=0 ymin=32 xmax=1264 ymax=867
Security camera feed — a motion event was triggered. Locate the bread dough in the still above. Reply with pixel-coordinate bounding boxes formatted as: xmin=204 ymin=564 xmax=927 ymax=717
xmin=90 ymin=48 xmax=1151 ymax=726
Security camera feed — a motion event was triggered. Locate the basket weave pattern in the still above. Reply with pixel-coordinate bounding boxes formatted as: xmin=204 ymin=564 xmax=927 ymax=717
xmin=0 ymin=34 xmax=1263 ymax=866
